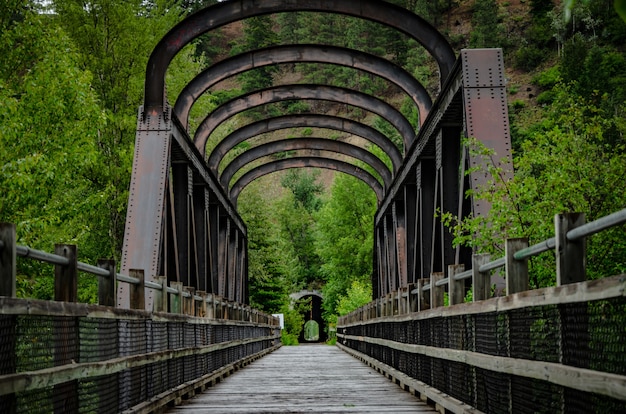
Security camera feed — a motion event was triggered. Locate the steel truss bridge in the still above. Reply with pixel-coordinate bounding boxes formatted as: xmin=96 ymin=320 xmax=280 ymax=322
xmin=1 ymin=1 xmax=625 ymax=413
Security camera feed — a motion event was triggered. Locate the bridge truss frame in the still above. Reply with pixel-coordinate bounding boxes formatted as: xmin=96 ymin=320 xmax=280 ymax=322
xmin=118 ymin=0 xmax=512 ymax=310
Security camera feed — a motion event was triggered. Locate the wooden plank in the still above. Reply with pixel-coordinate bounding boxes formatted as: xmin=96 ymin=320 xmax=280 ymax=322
xmin=339 ymin=334 xmax=626 ymax=402
xmin=338 ymin=273 xmax=626 ymax=327
xmin=169 ymin=345 xmax=438 ymax=413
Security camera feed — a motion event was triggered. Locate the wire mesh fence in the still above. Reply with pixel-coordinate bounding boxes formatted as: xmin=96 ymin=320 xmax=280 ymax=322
xmin=0 ymin=300 xmax=280 ymax=414
xmin=339 ymin=291 xmax=626 ymax=413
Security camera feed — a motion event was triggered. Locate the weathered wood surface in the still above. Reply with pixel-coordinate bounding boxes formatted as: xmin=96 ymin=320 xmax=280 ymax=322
xmin=170 ymin=345 xmax=437 ymax=413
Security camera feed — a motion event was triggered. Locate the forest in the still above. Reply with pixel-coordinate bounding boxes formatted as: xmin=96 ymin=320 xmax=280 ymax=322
xmin=1 ymin=0 xmax=625 ymax=343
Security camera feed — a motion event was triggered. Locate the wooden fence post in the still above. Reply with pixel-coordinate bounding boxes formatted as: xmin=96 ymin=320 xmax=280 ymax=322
xmin=0 ymin=223 xmax=16 ymax=298
xmin=97 ymin=259 xmax=116 ymax=307
xmin=129 ymin=269 xmax=145 ymax=310
xmin=170 ymin=282 xmax=183 ymax=314
xmin=417 ymin=278 xmax=430 ymax=311
xmin=448 ymin=264 xmax=466 ymax=305
xmin=197 ymin=291 xmax=207 ymax=317
xmin=555 ymin=213 xmax=586 ymax=286
xmin=505 ymin=238 xmax=529 ymax=294
xmin=154 ymin=276 xmax=168 ymax=313
xmin=430 ymin=272 xmax=445 ymax=308
xmin=472 ymin=254 xmax=491 ymax=301
xmin=55 ymin=244 xmax=77 ymax=302
xmin=53 ymin=244 xmax=78 ymax=413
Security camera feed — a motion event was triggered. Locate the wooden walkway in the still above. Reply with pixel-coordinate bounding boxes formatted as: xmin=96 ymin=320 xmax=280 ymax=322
xmin=169 ymin=345 xmax=437 ymax=413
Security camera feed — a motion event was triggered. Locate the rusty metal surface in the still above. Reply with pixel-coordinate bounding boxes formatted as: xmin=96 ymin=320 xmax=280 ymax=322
xmin=219 ymin=138 xmax=392 ymax=191
xmin=174 ymin=44 xmax=432 ymax=130
xmin=229 ymin=157 xmax=383 ymax=205
xmin=193 ymin=84 xmax=414 ymax=156
xmin=207 ymin=114 xmax=402 ymax=174
xmin=144 ymin=0 xmax=454 ymax=112
xmin=460 ymin=49 xmax=513 ymax=219
xmin=119 ymin=108 xmax=172 ymax=309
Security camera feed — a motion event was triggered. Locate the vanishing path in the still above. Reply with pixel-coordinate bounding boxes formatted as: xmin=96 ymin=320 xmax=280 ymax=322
xmin=169 ymin=344 xmax=437 ymax=413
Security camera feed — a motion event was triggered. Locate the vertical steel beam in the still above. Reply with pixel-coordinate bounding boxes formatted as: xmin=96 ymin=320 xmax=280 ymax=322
xmin=208 ymin=198 xmax=220 ymax=294
xmin=120 ymin=108 xmax=171 ymax=309
xmin=404 ymin=184 xmax=417 ymax=285
xmin=441 ymin=126 xmax=463 ymax=270
xmin=384 ymin=215 xmax=398 ymax=293
xmin=194 ymin=185 xmax=210 ymax=292
xmin=228 ymin=227 xmax=238 ymax=301
xmin=418 ymin=160 xmax=436 ymax=279
xmin=393 ymin=200 xmax=408 ymax=288
xmin=218 ymin=216 xmax=228 ymax=298
xmin=172 ymin=163 xmax=192 ymax=287
xmin=461 ymin=49 xmax=513 ymax=219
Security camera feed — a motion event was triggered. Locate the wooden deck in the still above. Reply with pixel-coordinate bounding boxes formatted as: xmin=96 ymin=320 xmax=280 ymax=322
xmin=169 ymin=345 xmax=437 ymax=413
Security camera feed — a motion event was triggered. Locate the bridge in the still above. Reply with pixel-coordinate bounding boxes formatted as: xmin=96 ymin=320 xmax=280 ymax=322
xmin=1 ymin=0 xmax=626 ymax=412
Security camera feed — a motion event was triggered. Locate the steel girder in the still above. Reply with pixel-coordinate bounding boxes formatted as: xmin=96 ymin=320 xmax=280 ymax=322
xmin=219 ymin=138 xmax=391 ymax=193
xmin=373 ymin=49 xmax=513 ymax=298
xmin=144 ymin=0 xmax=455 ymax=113
xmin=193 ymin=84 xmax=415 ymax=156
xmin=119 ymin=107 xmax=248 ymax=309
xmin=174 ymin=44 xmax=432 ymax=130
xmin=229 ymin=157 xmax=384 ymax=205
xmin=207 ymin=114 xmax=403 ymax=174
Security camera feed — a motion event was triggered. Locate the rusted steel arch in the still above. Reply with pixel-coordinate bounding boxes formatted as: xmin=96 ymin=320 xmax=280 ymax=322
xmin=220 ymin=138 xmax=392 ymax=191
xmin=194 ymin=84 xmax=415 ymax=156
xmin=230 ymin=157 xmax=383 ymax=206
xmin=207 ymin=114 xmax=402 ymax=175
xmin=144 ymin=0 xmax=454 ymax=112
xmin=174 ymin=44 xmax=432 ymax=130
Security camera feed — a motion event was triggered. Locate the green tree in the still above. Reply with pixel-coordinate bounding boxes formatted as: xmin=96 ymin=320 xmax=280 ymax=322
xmin=51 ymin=0 xmax=189 ymax=260
xmin=277 ymin=170 xmax=324 ymax=289
xmin=0 ymin=4 xmax=106 ymax=300
xmin=232 ymin=15 xmax=279 ymax=92
xmin=238 ymin=184 xmax=289 ymax=312
xmin=315 ymin=174 xmax=377 ymax=319
xmin=444 ymin=85 xmax=626 ymax=287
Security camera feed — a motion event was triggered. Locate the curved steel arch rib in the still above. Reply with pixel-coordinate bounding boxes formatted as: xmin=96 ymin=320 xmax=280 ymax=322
xmin=174 ymin=44 xmax=432 ymax=130
xmin=207 ymin=114 xmax=402 ymax=175
xmin=220 ymin=138 xmax=392 ymax=191
xmin=145 ymin=0 xmax=455 ymax=111
xmin=230 ymin=157 xmax=383 ymax=206
xmin=194 ymin=84 xmax=414 ymax=156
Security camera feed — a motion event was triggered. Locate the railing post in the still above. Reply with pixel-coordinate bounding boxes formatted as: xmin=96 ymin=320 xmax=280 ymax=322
xmin=170 ymin=281 xmax=183 ymax=314
xmin=207 ymin=293 xmax=215 ymax=318
xmin=555 ymin=213 xmax=586 ymax=286
xmin=154 ymin=276 xmax=168 ymax=313
xmin=53 ymin=244 xmax=78 ymax=413
xmin=97 ymin=259 xmax=116 ymax=307
xmin=0 ymin=223 xmax=16 ymax=298
xmin=430 ymin=272 xmax=445 ymax=308
xmin=197 ymin=291 xmax=207 ymax=317
xmin=472 ymin=253 xmax=491 ymax=301
xmin=448 ymin=264 xmax=465 ymax=305
xmin=505 ymin=238 xmax=529 ymax=294
xmin=417 ymin=278 xmax=430 ymax=311
xmin=55 ymin=244 xmax=77 ymax=302
xmin=0 ymin=224 xmax=16 ymax=412
xmin=183 ymin=287 xmax=195 ymax=316
xmin=129 ymin=269 xmax=145 ymax=310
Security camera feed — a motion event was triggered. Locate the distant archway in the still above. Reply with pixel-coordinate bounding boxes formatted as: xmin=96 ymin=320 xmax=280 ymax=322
xmin=290 ymin=290 xmax=326 ymax=343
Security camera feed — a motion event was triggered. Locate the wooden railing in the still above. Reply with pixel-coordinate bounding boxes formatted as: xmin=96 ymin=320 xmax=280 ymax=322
xmin=337 ymin=210 xmax=626 ymax=414
xmin=0 ymin=224 xmax=281 ymax=414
